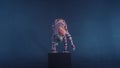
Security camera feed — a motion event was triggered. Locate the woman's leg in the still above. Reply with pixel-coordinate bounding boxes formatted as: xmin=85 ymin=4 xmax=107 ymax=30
xmin=63 ymin=36 xmax=68 ymax=51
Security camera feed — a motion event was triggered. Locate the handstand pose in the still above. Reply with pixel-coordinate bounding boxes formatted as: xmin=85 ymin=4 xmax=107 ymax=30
xmin=51 ymin=18 xmax=75 ymax=53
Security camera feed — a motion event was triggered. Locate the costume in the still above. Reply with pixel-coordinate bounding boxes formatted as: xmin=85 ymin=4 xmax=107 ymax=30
xmin=51 ymin=18 xmax=75 ymax=53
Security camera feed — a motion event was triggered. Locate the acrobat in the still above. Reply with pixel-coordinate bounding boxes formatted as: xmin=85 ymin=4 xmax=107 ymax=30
xmin=51 ymin=18 xmax=76 ymax=53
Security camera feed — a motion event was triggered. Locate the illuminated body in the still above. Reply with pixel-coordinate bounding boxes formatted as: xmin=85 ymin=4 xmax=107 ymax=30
xmin=51 ymin=18 xmax=75 ymax=53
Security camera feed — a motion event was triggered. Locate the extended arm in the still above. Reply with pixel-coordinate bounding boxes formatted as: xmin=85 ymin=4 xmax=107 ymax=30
xmin=51 ymin=25 xmax=57 ymax=52
xmin=66 ymin=32 xmax=75 ymax=50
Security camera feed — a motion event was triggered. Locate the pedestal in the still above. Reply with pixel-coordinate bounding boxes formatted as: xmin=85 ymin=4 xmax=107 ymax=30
xmin=48 ymin=53 xmax=71 ymax=68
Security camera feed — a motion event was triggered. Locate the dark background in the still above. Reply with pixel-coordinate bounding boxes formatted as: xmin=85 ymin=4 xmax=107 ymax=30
xmin=0 ymin=0 xmax=120 ymax=68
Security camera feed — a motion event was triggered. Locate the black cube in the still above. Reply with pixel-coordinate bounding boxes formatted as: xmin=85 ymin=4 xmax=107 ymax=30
xmin=48 ymin=53 xmax=71 ymax=68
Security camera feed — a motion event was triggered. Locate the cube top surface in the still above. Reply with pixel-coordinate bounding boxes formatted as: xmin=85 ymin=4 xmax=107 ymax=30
xmin=48 ymin=52 xmax=71 ymax=54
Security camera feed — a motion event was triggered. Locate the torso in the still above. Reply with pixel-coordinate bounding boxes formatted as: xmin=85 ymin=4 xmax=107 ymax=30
xmin=54 ymin=22 xmax=67 ymax=36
